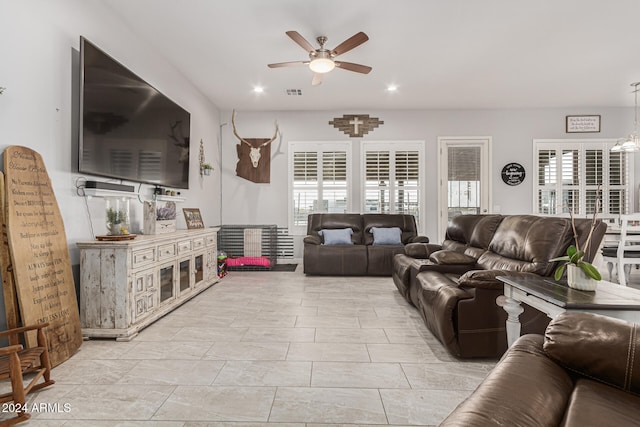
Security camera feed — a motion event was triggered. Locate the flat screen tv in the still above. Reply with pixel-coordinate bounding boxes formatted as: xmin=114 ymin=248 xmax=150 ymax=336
xmin=79 ymin=36 xmax=191 ymax=189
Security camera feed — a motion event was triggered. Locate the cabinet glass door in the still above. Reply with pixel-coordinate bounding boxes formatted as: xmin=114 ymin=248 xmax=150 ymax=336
xmin=179 ymin=259 xmax=191 ymax=292
xmin=194 ymin=254 xmax=204 ymax=285
xmin=160 ymin=264 xmax=174 ymax=303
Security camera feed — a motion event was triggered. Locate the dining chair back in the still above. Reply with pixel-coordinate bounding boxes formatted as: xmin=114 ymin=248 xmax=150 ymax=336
xmin=599 ymin=214 xmax=621 ymax=281
xmin=615 ymin=213 xmax=640 ymax=286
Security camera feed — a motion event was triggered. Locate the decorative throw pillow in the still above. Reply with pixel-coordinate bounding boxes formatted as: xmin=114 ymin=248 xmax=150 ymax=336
xmin=370 ymin=227 xmax=403 ymax=245
xmin=319 ymin=228 xmax=354 ymax=245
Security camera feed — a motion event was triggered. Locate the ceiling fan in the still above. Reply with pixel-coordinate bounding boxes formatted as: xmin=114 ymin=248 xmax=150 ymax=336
xmin=268 ymin=31 xmax=372 ymax=86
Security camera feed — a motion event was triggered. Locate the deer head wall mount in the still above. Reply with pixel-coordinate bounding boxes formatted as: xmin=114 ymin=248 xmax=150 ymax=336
xmin=231 ymin=110 xmax=279 ymax=168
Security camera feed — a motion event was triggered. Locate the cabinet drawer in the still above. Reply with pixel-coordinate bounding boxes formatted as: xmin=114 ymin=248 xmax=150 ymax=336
xmin=132 ymin=248 xmax=155 ymax=268
xmin=205 ymin=234 xmax=216 ymax=247
xmin=158 ymin=243 xmax=176 ymax=259
xmin=177 ymin=240 xmax=192 ymax=254
xmin=192 ymin=237 xmax=206 ymax=250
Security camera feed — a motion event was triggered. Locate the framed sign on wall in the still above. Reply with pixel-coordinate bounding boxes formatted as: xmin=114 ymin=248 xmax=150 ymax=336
xmin=501 ymin=162 xmax=526 ymax=186
xmin=566 ymin=115 xmax=601 ymax=133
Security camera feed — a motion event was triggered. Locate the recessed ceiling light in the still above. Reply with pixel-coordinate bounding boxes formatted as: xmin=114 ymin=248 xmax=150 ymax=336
xmin=387 ymin=85 xmax=398 ymax=92
xmin=253 ymin=86 xmax=264 ymax=93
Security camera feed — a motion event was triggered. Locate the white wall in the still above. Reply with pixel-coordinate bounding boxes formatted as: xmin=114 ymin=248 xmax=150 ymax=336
xmin=220 ymin=108 xmax=638 ymax=249
xmin=0 ymin=0 xmax=222 ymax=329
xmin=0 ymin=0 xmax=222 ymax=265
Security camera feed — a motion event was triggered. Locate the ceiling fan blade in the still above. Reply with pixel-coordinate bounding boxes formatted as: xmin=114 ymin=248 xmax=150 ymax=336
xmin=268 ymin=61 xmax=308 ymax=68
xmin=335 ymin=61 xmax=372 ymax=74
xmin=331 ymin=32 xmax=369 ymax=57
xmin=312 ymin=73 xmax=323 ymax=86
xmin=286 ymin=31 xmax=316 ymax=54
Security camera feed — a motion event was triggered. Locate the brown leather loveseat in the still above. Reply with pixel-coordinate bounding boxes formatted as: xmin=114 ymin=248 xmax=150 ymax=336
xmin=303 ymin=213 xmax=428 ymax=276
xmin=392 ymin=214 xmax=606 ymax=358
xmin=441 ymin=312 xmax=640 ymax=427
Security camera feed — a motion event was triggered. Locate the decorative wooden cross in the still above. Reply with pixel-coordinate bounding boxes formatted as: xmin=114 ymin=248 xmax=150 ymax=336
xmin=329 ymin=114 xmax=384 ymax=137
xmin=349 ymin=117 xmax=363 ymax=135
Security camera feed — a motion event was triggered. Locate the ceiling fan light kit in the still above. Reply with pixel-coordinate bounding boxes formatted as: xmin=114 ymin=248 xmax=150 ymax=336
xmin=612 ymin=82 xmax=640 ymax=153
xmin=268 ymin=31 xmax=371 ymax=85
xmin=309 ymin=56 xmax=335 ymax=74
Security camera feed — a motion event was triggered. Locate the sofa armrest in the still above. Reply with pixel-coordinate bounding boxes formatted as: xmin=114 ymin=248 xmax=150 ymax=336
xmin=303 ymin=235 xmax=322 ymax=245
xmin=440 ymin=334 xmax=574 ymax=427
xmin=458 ymin=270 xmax=541 ymax=290
xmin=404 ymin=243 xmax=430 ymax=259
xmin=408 ymin=235 xmax=430 ymax=244
xmin=544 ymin=312 xmax=640 ymax=394
xmin=430 ymin=250 xmax=477 ymax=265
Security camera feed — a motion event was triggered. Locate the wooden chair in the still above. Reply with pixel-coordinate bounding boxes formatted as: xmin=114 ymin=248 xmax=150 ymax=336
xmin=0 ymin=323 xmax=55 ymax=426
xmin=613 ymin=213 xmax=640 ymax=286
xmin=598 ymin=214 xmax=621 ymax=281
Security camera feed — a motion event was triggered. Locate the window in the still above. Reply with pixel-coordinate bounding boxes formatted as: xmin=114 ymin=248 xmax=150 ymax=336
xmin=288 ymin=142 xmax=351 ymax=234
xmin=362 ymin=142 xmax=424 ymax=226
xmin=534 ymin=139 xmax=633 ymax=215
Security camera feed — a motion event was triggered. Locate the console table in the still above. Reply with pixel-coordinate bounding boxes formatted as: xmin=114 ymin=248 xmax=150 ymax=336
xmin=77 ymin=228 xmax=220 ymax=341
xmin=497 ymin=275 xmax=640 ymax=347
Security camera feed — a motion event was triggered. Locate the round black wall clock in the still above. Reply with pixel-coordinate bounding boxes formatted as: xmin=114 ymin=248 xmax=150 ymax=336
xmin=501 ymin=162 xmax=526 ymax=186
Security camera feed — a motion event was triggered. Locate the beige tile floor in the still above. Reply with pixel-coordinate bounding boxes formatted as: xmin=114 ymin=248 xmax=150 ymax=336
xmin=4 ymin=267 xmax=500 ymax=426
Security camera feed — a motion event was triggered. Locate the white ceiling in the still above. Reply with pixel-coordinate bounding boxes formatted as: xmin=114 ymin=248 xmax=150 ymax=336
xmin=103 ymin=0 xmax=640 ymax=111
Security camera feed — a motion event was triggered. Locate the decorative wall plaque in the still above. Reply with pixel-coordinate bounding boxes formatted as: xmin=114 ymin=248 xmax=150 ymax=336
xmin=566 ymin=115 xmax=601 ymax=133
xmin=329 ymin=114 xmax=384 ymax=137
xmin=2 ymin=146 xmax=82 ymax=366
xmin=501 ymin=162 xmax=526 ymax=186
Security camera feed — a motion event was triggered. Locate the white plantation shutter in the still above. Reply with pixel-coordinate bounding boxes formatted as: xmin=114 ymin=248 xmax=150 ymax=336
xmin=289 ymin=142 xmax=351 ymax=233
xmin=362 ymin=142 xmax=424 ymax=226
xmin=607 ymin=151 xmax=627 ymax=214
xmin=292 ymin=151 xmax=318 ymax=228
xmin=365 ymin=151 xmax=390 ymax=213
xmin=394 ymin=151 xmax=420 ymax=216
xmin=322 ymin=151 xmax=348 ymax=213
xmin=534 ymin=140 xmax=632 ymax=215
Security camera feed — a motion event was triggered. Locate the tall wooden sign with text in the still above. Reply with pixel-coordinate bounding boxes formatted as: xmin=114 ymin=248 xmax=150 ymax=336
xmin=2 ymin=146 xmax=82 ymax=366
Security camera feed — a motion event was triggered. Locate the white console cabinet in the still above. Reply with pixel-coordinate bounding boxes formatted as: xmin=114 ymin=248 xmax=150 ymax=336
xmin=77 ymin=228 xmax=220 ymax=341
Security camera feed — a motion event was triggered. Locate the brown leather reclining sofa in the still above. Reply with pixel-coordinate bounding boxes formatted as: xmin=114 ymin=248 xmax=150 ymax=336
xmin=392 ymin=214 xmax=606 ymax=358
xmin=303 ymin=213 xmax=428 ymax=276
xmin=441 ymin=312 xmax=640 ymax=427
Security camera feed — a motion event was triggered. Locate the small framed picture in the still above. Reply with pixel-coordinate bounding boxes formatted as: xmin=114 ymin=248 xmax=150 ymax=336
xmin=566 ymin=115 xmax=601 ymax=133
xmin=183 ymin=208 xmax=204 ymax=229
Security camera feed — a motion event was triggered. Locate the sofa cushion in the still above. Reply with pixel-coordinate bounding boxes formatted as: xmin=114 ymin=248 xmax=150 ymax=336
xmin=367 ymin=245 xmax=406 ymax=275
xmin=562 ymin=378 xmax=640 ymax=427
xmin=544 ymin=312 xmax=640 ymax=394
xmin=318 ymin=228 xmax=354 ymax=245
xmin=430 ymin=250 xmax=477 ymax=265
xmin=445 ymin=214 xmax=503 ymax=247
xmin=480 ymin=215 xmax=573 ymax=276
xmin=370 ymin=227 xmax=402 ymax=245
xmin=303 ymin=244 xmax=368 ymax=275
